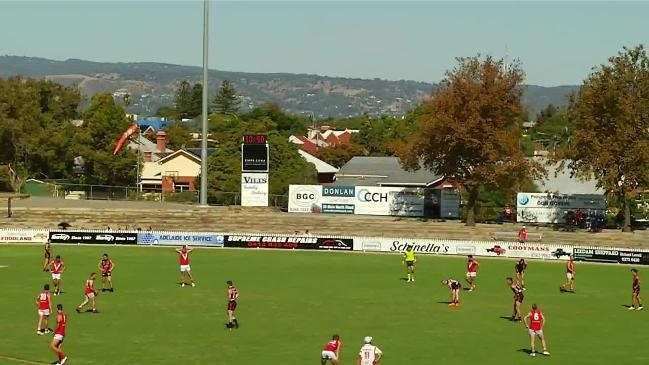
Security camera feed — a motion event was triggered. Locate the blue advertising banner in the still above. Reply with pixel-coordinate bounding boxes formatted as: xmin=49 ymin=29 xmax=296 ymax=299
xmin=137 ymin=232 xmax=224 ymax=247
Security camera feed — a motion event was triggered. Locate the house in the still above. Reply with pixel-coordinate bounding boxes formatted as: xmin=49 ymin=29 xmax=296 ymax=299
xmin=298 ymin=150 xmax=338 ymax=184
xmin=289 ymin=126 xmax=359 ymax=153
xmin=138 ymin=132 xmax=216 ymax=193
xmin=335 ymin=156 xmax=454 ymax=188
xmin=128 ymin=131 xmax=173 ymax=162
xmin=135 ymin=118 xmax=169 ymax=133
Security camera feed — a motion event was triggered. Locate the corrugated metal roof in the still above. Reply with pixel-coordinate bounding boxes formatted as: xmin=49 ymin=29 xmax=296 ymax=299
xmin=335 ymin=156 xmax=443 ymax=187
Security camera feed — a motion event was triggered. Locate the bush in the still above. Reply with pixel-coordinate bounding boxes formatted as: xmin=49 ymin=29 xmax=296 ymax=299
xmin=164 ymin=191 xmax=198 ymax=203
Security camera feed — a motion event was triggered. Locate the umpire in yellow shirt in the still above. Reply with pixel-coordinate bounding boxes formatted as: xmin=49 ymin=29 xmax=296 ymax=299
xmin=403 ymin=246 xmax=416 ymax=282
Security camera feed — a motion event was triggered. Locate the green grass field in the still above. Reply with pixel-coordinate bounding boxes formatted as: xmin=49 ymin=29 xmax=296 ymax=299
xmin=0 ymin=244 xmax=647 ymax=365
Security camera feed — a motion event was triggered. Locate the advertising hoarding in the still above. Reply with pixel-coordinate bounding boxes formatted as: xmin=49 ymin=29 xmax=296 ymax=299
xmin=516 ymin=193 xmax=606 ymax=224
xmin=49 ymin=231 xmax=137 ymax=245
xmin=137 ymin=232 xmax=224 ymax=247
xmin=288 ymin=185 xmax=426 ymax=217
xmin=241 ymin=172 xmax=269 ymax=207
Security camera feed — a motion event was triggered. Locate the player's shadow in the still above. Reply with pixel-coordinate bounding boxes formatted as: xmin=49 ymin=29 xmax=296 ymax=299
xmin=517 ymin=349 xmax=532 ymax=355
xmin=436 ymin=301 xmax=452 ymax=305
xmin=399 ymin=277 xmax=409 ymax=281
xmin=499 ymin=316 xmax=514 ymax=321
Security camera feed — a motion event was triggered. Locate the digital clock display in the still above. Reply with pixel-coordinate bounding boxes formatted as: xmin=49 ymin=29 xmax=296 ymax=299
xmin=243 ymin=134 xmax=267 ymax=145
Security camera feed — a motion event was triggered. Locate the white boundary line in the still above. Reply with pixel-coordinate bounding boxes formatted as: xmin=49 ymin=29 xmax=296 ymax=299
xmin=0 ymin=355 xmax=49 ymax=365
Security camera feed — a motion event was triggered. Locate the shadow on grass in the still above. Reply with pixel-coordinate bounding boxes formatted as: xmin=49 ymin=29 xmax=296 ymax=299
xmin=517 ymin=349 xmax=532 ymax=355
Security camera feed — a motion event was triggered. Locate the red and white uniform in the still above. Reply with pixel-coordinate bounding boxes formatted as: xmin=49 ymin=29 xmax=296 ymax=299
xmin=179 ymin=251 xmax=191 ymax=272
xmin=528 ymin=309 xmax=544 ymax=335
xmin=466 ymin=259 xmax=478 ymax=278
xmin=84 ymin=278 xmax=96 ymax=298
xmin=53 ymin=312 xmax=67 ymax=341
xmin=566 ymin=260 xmax=575 ymax=280
xmin=51 ymin=260 xmax=63 ymax=280
xmin=321 ymin=339 xmax=340 ymax=361
xmin=37 ymin=290 xmax=51 ymax=316
xmin=358 ymin=344 xmax=383 ymax=365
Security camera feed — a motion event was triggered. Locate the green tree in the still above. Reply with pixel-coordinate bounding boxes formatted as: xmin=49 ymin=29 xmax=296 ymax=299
xmin=563 ymin=45 xmax=649 ymax=232
xmin=77 ymin=93 xmax=139 ymax=186
xmin=189 ymin=83 xmax=203 ymax=118
xmin=164 ymin=123 xmax=196 ymax=150
xmin=315 ymin=143 xmax=366 ymax=168
xmin=0 ymin=76 xmax=82 ymax=191
xmin=397 ymin=55 xmax=543 ymax=226
xmin=211 ymin=80 xmax=241 ymax=116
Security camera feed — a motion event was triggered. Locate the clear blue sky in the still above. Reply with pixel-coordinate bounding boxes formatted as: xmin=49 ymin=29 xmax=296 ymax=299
xmin=1 ymin=1 xmax=648 ymax=86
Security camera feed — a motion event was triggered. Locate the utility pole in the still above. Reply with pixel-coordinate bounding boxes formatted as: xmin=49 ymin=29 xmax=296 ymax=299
xmin=200 ymin=0 xmax=209 ymax=206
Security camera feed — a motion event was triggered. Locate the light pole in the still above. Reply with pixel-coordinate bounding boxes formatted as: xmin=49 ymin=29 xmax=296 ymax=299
xmin=199 ymin=0 xmax=209 ymax=206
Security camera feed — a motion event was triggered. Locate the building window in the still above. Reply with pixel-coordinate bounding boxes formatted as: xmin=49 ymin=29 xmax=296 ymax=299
xmin=174 ymin=183 xmax=190 ymax=192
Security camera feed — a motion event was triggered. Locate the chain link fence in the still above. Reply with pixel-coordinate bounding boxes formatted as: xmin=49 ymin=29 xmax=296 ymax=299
xmin=22 ymin=181 xmax=289 ymax=208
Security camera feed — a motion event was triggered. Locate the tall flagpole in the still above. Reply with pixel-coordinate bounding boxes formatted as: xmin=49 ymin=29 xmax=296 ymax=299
xmin=200 ymin=0 xmax=209 ymax=206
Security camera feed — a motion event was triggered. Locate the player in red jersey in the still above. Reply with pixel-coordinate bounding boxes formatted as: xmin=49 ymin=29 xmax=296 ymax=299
xmin=465 ymin=255 xmax=479 ymax=291
xmin=441 ymin=279 xmax=461 ymax=307
xmin=35 ymin=284 xmax=53 ymax=335
xmin=630 ymin=269 xmax=643 ymax=311
xmin=226 ymin=280 xmax=240 ymax=330
xmin=175 ymin=246 xmax=195 ymax=287
xmin=49 ymin=255 xmax=65 ymax=296
xmin=321 ymin=334 xmax=341 ymax=365
xmin=524 ymin=304 xmax=550 ymax=357
xmin=51 ymin=304 xmax=68 ymax=365
xmin=560 ymin=255 xmax=575 ymax=293
xmin=506 ymin=277 xmax=524 ymax=321
xmin=76 ymin=273 xmax=98 ymax=314
xmin=97 ymin=253 xmax=115 ymax=292
xmin=515 ymin=259 xmax=527 ymax=289
xmin=43 ymin=240 xmax=52 ymax=272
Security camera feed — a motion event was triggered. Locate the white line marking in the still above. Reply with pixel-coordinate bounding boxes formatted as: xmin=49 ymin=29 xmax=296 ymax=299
xmin=0 ymin=355 xmax=49 ymax=365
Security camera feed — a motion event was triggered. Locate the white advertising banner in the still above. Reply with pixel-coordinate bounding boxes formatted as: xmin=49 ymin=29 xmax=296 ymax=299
xmin=288 ymin=185 xmax=425 ymax=216
xmin=516 ymin=193 xmax=606 ymax=224
xmin=0 ymin=229 xmax=49 ymax=243
xmin=241 ymin=172 xmax=269 ymax=207
xmin=353 ymin=237 xmax=573 ymax=261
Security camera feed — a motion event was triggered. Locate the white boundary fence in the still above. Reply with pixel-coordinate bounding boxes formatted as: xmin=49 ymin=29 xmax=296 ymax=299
xmin=1 ymin=228 xmax=647 ymax=265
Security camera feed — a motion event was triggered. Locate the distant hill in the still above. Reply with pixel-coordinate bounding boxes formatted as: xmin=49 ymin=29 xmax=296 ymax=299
xmin=0 ymin=56 xmax=578 ymax=118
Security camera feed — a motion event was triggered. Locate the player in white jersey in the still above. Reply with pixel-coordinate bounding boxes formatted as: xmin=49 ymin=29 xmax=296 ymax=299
xmin=357 ymin=336 xmax=383 ymax=365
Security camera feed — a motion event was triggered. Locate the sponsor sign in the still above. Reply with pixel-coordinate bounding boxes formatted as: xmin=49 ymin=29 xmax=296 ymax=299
xmin=137 ymin=232 xmax=224 ymax=247
xmin=504 ymin=243 xmax=574 ymax=260
xmin=353 ymin=238 xmax=571 ymax=260
xmin=224 ymin=235 xmax=353 ymax=250
xmin=573 ymin=247 xmax=620 ymax=263
xmin=517 ymin=193 xmax=606 ymax=224
xmin=49 ymin=231 xmax=137 ymax=245
xmin=0 ymin=229 xmax=48 ymax=243
xmin=618 ymin=250 xmax=649 ymax=265
xmin=288 ymin=185 xmax=425 ymax=217
xmin=241 ymin=144 xmax=269 ymax=172
xmin=241 ymin=172 xmax=269 ymax=207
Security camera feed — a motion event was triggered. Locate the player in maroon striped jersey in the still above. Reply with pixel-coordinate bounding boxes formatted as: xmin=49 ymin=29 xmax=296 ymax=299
xmin=226 ymin=280 xmax=239 ymax=329
xmin=630 ymin=269 xmax=643 ymax=310
xmin=507 ymin=277 xmax=524 ymax=321
xmin=441 ymin=279 xmax=462 ymax=307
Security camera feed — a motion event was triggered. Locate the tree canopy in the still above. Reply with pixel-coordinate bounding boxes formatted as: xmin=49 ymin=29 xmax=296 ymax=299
xmin=0 ymin=76 xmax=82 ymax=191
xmin=564 ymin=45 xmax=649 ymax=231
xmin=396 ymin=55 xmax=543 ymax=225
xmin=211 ymin=80 xmax=241 ymax=116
